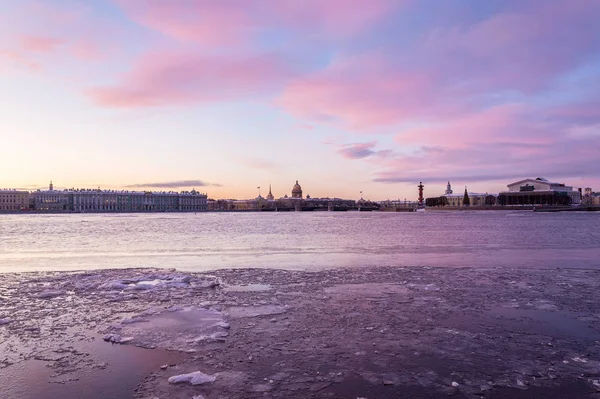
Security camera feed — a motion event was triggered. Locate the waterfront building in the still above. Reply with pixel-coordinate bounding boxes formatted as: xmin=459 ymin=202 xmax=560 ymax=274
xmin=581 ymin=187 xmax=597 ymax=206
xmin=28 ymin=182 xmax=207 ymax=212
xmin=0 ymin=189 xmax=29 ymax=211
xmin=444 ymin=191 xmax=489 ymax=206
xmin=440 ymin=182 xmax=489 ymax=206
xmin=498 ymin=177 xmax=581 ymax=206
xmin=71 ymin=189 xmax=207 ymax=212
xmin=206 ymin=180 xmax=357 ymax=211
xmin=31 ymin=182 xmax=71 ymax=211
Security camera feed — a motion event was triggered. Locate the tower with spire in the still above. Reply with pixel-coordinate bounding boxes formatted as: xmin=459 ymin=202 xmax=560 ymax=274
xmin=266 ymin=184 xmax=274 ymax=200
xmin=445 ymin=181 xmax=453 ymax=195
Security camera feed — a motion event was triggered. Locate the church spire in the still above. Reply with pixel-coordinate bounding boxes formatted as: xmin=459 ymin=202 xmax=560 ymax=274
xmin=445 ymin=181 xmax=452 ymax=195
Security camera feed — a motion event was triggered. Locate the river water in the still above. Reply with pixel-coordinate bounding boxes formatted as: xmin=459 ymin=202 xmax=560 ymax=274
xmin=0 ymin=211 xmax=599 ymax=272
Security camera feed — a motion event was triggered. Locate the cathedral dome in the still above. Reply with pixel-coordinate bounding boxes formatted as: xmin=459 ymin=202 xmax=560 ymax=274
xmin=291 ymin=180 xmax=303 ymax=198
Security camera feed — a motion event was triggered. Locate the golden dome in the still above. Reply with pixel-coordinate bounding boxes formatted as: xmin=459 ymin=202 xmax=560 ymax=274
xmin=291 ymin=180 xmax=303 ymax=198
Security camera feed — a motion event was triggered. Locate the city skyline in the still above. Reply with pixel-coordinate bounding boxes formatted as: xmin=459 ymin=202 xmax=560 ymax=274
xmin=1 ymin=0 xmax=599 ymax=199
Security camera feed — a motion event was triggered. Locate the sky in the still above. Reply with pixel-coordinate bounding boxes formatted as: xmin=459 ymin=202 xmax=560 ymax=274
xmin=1 ymin=0 xmax=599 ymax=200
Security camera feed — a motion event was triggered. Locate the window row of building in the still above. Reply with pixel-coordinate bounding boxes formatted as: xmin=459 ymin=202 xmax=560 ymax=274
xmin=0 ymin=190 xmax=30 ymax=211
xmin=0 ymin=186 xmax=208 ymax=213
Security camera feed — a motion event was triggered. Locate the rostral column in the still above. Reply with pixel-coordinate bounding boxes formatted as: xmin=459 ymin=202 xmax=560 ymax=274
xmin=418 ymin=182 xmax=424 ymax=207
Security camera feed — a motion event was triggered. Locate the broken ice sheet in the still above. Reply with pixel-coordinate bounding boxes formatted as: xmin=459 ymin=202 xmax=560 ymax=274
xmin=105 ymin=306 xmax=227 ymax=351
xmin=168 ymin=371 xmax=216 ymax=385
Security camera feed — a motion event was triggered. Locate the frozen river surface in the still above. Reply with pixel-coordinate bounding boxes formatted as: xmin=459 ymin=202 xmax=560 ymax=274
xmin=1 ymin=211 xmax=599 ymax=272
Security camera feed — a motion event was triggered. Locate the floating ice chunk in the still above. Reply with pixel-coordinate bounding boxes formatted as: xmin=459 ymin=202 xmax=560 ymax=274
xmin=165 ymin=276 xmax=191 ymax=287
xmin=127 ymin=280 xmax=162 ymax=290
xmin=451 ymin=382 xmax=459 ymax=387
xmin=36 ymin=290 xmax=65 ymax=299
xmin=197 ymin=279 xmax=220 ymax=288
xmin=168 ymin=371 xmax=216 ymax=385
xmin=193 ymin=331 xmax=229 ymax=343
xmin=113 ymin=306 xmax=226 ymax=350
xmin=102 ymin=275 xmax=196 ymax=291
xmin=99 ymin=281 xmax=129 ymax=290
xmin=102 ymin=333 xmax=134 ymax=344
xmin=217 ymin=321 xmax=230 ymax=329
xmin=192 ymin=395 xmax=206 ymax=399
xmin=0 ymin=318 xmax=11 ymax=325
xmin=103 ymin=333 xmax=116 ymax=341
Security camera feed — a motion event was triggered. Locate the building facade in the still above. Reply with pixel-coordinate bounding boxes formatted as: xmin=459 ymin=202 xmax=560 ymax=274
xmin=444 ymin=192 xmax=489 ymax=207
xmin=69 ymin=189 xmax=207 ymax=212
xmin=0 ymin=189 xmax=29 ymax=211
xmin=206 ymin=181 xmax=357 ymax=211
xmin=25 ymin=182 xmax=208 ymax=212
xmin=31 ymin=189 xmax=71 ymax=211
xmin=440 ymin=182 xmax=489 ymax=206
xmin=498 ymin=178 xmax=581 ymax=206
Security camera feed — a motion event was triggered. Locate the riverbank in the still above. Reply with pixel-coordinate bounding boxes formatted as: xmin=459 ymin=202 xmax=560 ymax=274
xmin=2 ymin=266 xmax=600 ymax=398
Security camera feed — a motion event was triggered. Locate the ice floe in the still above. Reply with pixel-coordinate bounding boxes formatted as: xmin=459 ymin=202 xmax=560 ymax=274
xmin=168 ymin=371 xmax=216 ymax=385
xmin=36 ymin=290 xmax=65 ymax=299
xmin=103 ymin=333 xmax=134 ymax=344
xmin=226 ymin=304 xmax=288 ymax=319
xmin=104 ymin=306 xmax=227 ymax=351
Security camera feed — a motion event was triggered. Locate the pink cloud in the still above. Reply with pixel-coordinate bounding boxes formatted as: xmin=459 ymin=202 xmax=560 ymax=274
xmin=0 ymin=50 xmax=41 ymax=71
xmin=264 ymin=0 xmax=400 ymax=37
xmin=396 ymin=104 xmax=555 ymax=148
xmin=280 ymin=1 xmax=600 ymax=130
xmin=0 ymin=2 xmax=123 ymax=75
xmin=114 ymin=0 xmax=399 ymax=45
xmin=279 ymin=55 xmax=452 ymax=130
xmin=19 ymin=36 xmax=66 ymax=52
xmin=87 ymin=52 xmax=293 ymax=107
xmin=114 ymin=1 xmax=252 ymax=45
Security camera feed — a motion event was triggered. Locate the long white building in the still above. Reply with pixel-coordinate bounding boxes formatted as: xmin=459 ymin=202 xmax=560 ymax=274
xmin=28 ymin=182 xmax=208 ymax=212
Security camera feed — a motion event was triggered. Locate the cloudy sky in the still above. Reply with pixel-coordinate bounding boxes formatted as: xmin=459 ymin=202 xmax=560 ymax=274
xmin=1 ymin=0 xmax=598 ymax=200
